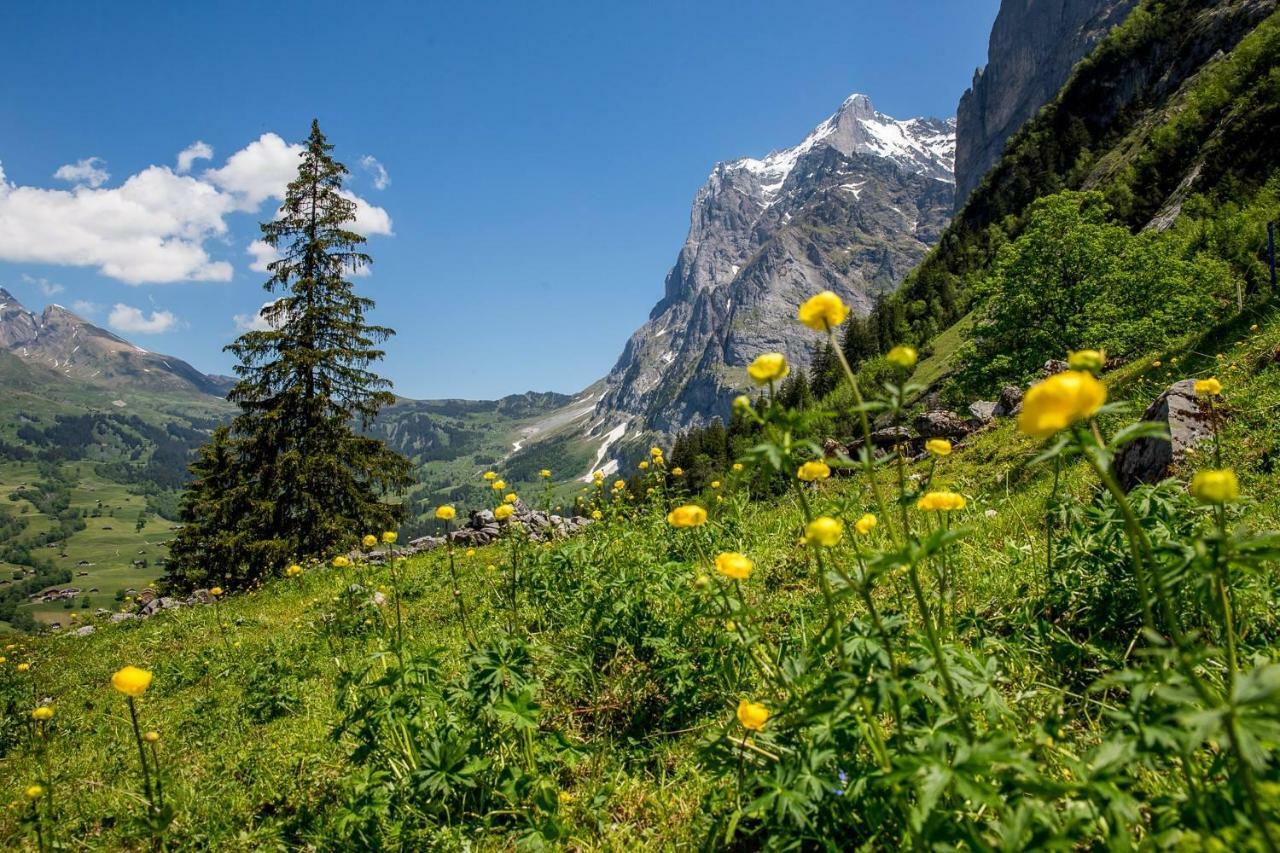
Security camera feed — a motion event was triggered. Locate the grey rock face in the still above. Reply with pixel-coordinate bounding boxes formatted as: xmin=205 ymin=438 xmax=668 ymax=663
xmin=969 ymin=401 xmax=998 ymax=423
xmin=954 ymin=0 xmax=1138 ymax=208
xmin=593 ymin=94 xmax=955 ymax=440
xmin=995 ymin=384 xmax=1024 ymax=417
xmin=1116 ymin=379 xmax=1214 ymax=490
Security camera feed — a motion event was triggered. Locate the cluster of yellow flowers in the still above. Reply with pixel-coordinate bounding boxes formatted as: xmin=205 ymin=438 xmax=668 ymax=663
xmin=666 ymin=505 xmax=708 ymax=527
xmin=715 ymin=552 xmax=753 ymax=580
xmin=916 ymin=491 xmax=967 ymax=512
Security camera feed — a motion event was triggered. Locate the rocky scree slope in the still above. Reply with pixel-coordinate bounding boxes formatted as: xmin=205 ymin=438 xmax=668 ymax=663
xmin=590 ymin=94 xmax=955 ymax=449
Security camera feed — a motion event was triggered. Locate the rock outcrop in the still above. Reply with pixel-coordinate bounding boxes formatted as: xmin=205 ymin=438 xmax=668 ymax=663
xmin=1115 ymin=379 xmax=1215 ymax=490
xmin=954 ymin=0 xmax=1138 ymax=208
xmin=591 ymin=94 xmax=955 ymax=444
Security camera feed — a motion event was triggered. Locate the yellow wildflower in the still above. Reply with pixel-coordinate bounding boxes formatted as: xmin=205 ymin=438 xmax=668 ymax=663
xmin=805 ymin=516 xmax=843 ymax=547
xmin=111 ymin=666 xmax=153 ymax=698
xmin=854 ymin=513 xmax=877 ymax=535
xmin=144 ymin=730 xmax=160 ymax=743
xmin=715 ymin=552 xmax=753 ymax=580
xmin=361 ymin=534 xmax=378 ymax=548
xmin=1067 ymin=349 xmax=1106 ymax=373
xmin=504 ymin=493 xmax=518 ymax=504
xmin=667 ymin=505 xmax=708 ymax=528
xmin=671 ymin=467 xmax=684 ymax=477
xmin=732 ymin=463 xmax=744 ymax=472
xmin=1190 ymin=469 xmax=1239 ymax=504
xmin=886 ymin=345 xmax=917 ymax=369
xmin=333 ymin=555 xmax=351 ymax=568
xmin=1194 ymin=377 xmax=1222 ymax=397
xmin=916 ymin=491 xmax=967 ymax=512
xmin=17 ymin=663 xmax=30 ymax=673
xmin=613 ymin=479 xmax=626 ymax=490
xmin=383 ymin=531 xmax=397 ymax=544
xmin=733 ymin=394 xmax=752 ymax=412
xmin=435 ymin=505 xmax=456 ymax=521
xmin=25 ymin=784 xmax=44 ymax=800
xmin=1017 ymin=370 xmax=1107 ymax=438
xmin=494 ymin=504 xmax=514 ymax=521
xmin=210 ymin=586 xmax=223 ymax=597
xmin=797 ymin=291 xmax=849 ymax=331
xmin=711 ymin=480 xmax=721 ymax=489
xmin=650 ymin=447 xmax=663 ymax=457
xmin=465 ymin=548 xmax=476 ymax=557
xmin=286 ymin=564 xmax=303 ymax=578
xmin=540 ymin=469 xmax=552 ymax=478
xmin=591 ymin=510 xmax=603 ymax=520
xmin=492 ymin=479 xmax=506 ymax=491
xmin=797 ymin=460 xmax=831 ymax=481
xmin=737 ymin=699 xmax=770 ymax=731
xmin=747 ymin=352 xmax=789 ymax=384
xmin=31 ymin=705 xmax=53 ymax=721
xmin=639 ymin=460 xmax=649 ymax=470
xmin=925 ymin=438 xmax=952 ymax=457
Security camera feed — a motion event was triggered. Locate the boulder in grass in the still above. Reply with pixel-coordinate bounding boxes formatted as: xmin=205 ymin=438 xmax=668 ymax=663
xmin=1115 ymin=379 xmax=1214 ymax=490
xmin=969 ymin=401 xmax=998 ymax=423
xmin=994 ymin=384 xmax=1024 ymax=417
xmin=914 ymin=410 xmax=974 ymax=439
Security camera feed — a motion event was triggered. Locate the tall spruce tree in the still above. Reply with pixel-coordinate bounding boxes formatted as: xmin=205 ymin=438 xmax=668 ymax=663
xmin=167 ymin=121 xmax=411 ymax=590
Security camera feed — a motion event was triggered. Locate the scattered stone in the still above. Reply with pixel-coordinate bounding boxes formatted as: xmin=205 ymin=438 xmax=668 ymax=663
xmin=74 ymin=625 xmax=95 ymax=637
xmin=994 ymin=384 xmax=1024 ymax=417
xmin=110 ymin=612 xmax=138 ymax=623
xmin=1115 ymin=379 xmax=1213 ymax=490
xmin=969 ymin=401 xmax=998 ymax=423
xmin=1041 ymin=359 xmax=1069 ymax=377
xmin=913 ymin=410 xmax=974 ymax=439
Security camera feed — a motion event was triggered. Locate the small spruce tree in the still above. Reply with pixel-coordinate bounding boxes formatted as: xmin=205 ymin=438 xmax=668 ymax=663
xmin=167 ymin=121 xmax=412 ymax=590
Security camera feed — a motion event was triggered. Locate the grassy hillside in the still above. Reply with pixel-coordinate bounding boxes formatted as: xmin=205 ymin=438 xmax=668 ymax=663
xmin=2 ymin=303 xmax=1278 ymax=848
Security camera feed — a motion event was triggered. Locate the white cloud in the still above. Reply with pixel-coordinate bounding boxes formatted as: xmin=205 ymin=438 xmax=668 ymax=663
xmin=0 ymin=134 xmax=393 ymax=286
xmin=233 ymin=299 xmax=284 ymax=332
xmin=359 ymin=155 xmax=390 ymax=190
xmin=53 ymin=157 xmax=110 ymax=188
xmin=108 ymin=303 xmax=178 ymax=334
xmin=247 ymin=239 xmax=281 ymax=273
xmin=72 ymin=300 xmax=100 ymax=316
xmin=176 ymin=141 xmax=213 ymax=174
xmin=21 ymin=273 xmax=63 ymax=296
xmin=203 ymin=133 xmax=303 ymax=211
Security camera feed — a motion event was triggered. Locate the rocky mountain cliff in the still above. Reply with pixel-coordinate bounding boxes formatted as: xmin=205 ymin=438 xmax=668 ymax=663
xmin=954 ymin=0 xmax=1137 ymax=209
xmin=0 ymin=288 xmax=232 ymax=396
xmin=589 ymin=94 xmax=954 ymax=450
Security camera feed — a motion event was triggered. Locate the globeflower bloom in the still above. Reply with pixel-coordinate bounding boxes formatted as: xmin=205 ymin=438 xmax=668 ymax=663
xmin=483 ymin=471 xmax=498 ymax=481
xmin=747 ymin=353 xmax=789 ymax=384
xmin=737 ymin=699 xmax=770 ymax=731
xmin=25 ymin=784 xmax=44 ymax=801
xmin=16 ymin=663 xmax=30 ymax=673
xmin=333 ymin=555 xmax=351 ymax=568
xmin=916 ymin=491 xmax=967 ymax=512
xmin=1017 ymin=370 xmax=1107 ymax=438
xmin=667 ymin=505 xmax=708 ymax=528
xmin=732 ymin=463 xmax=744 ymax=472
xmin=733 ymin=395 xmax=752 ymax=413
xmin=1068 ymin=349 xmax=1106 ymax=373
xmin=650 ymin=447 xmax=663 ymax=458
xmin=925 ymin=438 xmax=952 ymax=457
xmin=504 ymin=493 xmax=518 ymax=504
xmin=494 ymin=504 xmax=514 ymax=521
xmin=144 ymin=730 xmax=160 ymax=743
xmin=671 ymin=467 xmax=684 ymax=477
xmin=613 ymin=479 xmax=626 ymax=490
xmin=286 ymin=564 xmax=303 ymax=578
xmin=31 ymin=705 xmax=54 ymax=721
xmin=492 ymin=479 xmax=506 ymax=491
xmin=805 ymin=516 xmax=843 ymax=547
xmin=361 ymin=534 xmax=378 ymax=548
xmin=854 ymin=513 xmax=877 ymax=535
xmin=798 ymin=290 xmax=849 ymax=331
xmin=435 ymin=505 xmax=456 ymax=521
xmin=886 ymin=345 xmax=917 ymax=369
xmin=797 ymin=460 xmax=831 ymax=482
xmin=1194 ymin=377 xmax=1222 ymax=397
xmin=1190 ymin=469 xmax=1239 ymax=503
xmin=210 ymin=586 xmax=223 ymax=597
xmin=111 ymin=666 xmax=153 ymax=698
xmin=540 ymin=469 xmax=552 ymax=478
xmin=715 ymin=552 xmax=754 ymax=580
xmin=591 ymin=510 xmax=603 ymax=520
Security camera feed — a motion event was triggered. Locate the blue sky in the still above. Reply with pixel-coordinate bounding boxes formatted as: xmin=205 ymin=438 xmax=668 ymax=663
xmin=0 ymin=0 xmax=999 ymax=400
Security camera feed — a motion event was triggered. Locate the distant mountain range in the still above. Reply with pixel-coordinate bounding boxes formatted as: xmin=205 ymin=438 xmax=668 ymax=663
xmin=0 ymin=289 xmax=233 ymax=396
